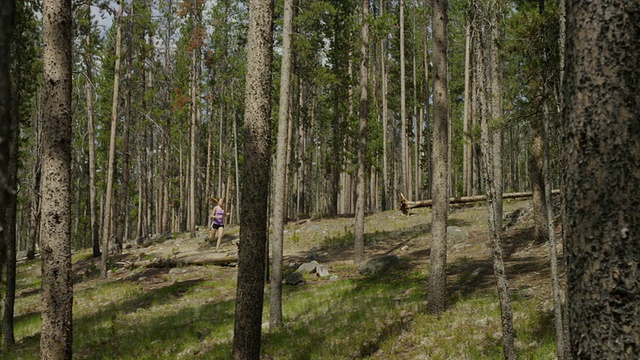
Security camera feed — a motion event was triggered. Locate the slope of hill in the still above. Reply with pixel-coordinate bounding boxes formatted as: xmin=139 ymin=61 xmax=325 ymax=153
xmin=5 ymin=199 xmax=561 ymax=359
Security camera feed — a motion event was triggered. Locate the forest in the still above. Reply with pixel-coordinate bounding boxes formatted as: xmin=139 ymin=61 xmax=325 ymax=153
xmin=0 ymin=0 xmax=638 ymax=358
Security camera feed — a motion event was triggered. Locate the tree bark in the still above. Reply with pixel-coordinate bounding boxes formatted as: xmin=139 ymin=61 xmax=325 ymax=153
xmin=269 ymin=0 xmax=293 ymax=330
xmin=40 ymin=0 xmax=73 ymax=355
xmin=0 ymin=3 xmax=15 ymax=343
xmin=232 ymin=0 xmax=273 ymax=358
xmin=83 ymin=0 xmax=100 ymax=258
xmin=101 ymin=0 xmax=124 ymax=279
xmin=354 ymin=0 xmax=369 ymax=265
xmin=400 ymin=0 xmax=409 ymax=198
xmin=427 ymin=0 xmax=449 ymax=316
xmin=477 ymin=13 xmax=516 ymax=357
xmin=463 ymin=4 xmax=473 ymax=197
xmin=564 ymin=1 xmax=640 ymax=357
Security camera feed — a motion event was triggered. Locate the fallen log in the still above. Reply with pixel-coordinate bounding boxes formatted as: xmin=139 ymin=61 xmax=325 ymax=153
xmin=121 ymin=251 xmax=239 ymax=269
xmin=399 ymin=190 xmax=560 ymax=215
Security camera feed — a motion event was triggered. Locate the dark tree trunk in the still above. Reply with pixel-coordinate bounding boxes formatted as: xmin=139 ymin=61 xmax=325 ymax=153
xmin=564 ymin=1 xmax=640 ymax=358
xmin=232 ymin=0 xmax=274 ymax=358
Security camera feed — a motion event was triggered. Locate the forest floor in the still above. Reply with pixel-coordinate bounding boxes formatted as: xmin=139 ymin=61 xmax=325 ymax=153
xmin=7 ymin=198 xmax=562 ymax=359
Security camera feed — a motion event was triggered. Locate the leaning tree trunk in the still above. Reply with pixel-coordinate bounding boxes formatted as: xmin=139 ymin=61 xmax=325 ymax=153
xmin=269 ymin=0 xmax=293 ymax=330
xmin=564 ymin=1 xmax=640 ymax=357
xmin=354 ymin=0 xmax=369 ymax=265
xmin=232 ymin=0 xmax=273 ymax=358
xmin=101 ymin=0 xmax=124 ymax=278
xmin=40 ymin=0 xmax=73 ymax=355
xmin=427 ymin=0 xmax=449 ymax=316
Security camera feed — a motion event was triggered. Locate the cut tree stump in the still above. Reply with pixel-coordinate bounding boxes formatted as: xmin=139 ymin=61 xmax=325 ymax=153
xmin=399 ymin=190 xmax=560 ymax=215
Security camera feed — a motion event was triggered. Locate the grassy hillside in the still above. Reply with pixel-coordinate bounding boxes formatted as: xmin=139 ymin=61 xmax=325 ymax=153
xmin=3 ymin=199 xmax=560 ymax=359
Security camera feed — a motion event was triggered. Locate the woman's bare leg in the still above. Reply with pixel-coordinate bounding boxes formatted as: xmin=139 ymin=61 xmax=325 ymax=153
xmin=211 ymin=228 xmax=217 ymax=243
xmin=215 ymin=227 xmax=224 ymax=251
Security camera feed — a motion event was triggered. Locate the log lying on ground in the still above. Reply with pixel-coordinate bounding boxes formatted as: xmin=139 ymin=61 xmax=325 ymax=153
xmin=399 ymin=190 xmax=560 ymax=215
xmin=120 ymin=251 xmax=239 ymax=269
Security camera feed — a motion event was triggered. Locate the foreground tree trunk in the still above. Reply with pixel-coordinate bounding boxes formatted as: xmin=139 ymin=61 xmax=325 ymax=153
xmin=4 ymin=22 xmax=21 ymax=347
xmin=564 ymin=1 xmax=640 ymax=357
xmin=427 ymin=0 xmax=449 ymax=316
xmin=354 ymin=0 xmax=369 ymax=265
xmin=40 ymin=0 xmax=73 ymax=355
xmin=0 ymin=3 xmax=15 ymax=339
xmin=269 ymin=0 xmax=293 ymax=330
xmin=232 ymin=0 xmax=273 ymax=358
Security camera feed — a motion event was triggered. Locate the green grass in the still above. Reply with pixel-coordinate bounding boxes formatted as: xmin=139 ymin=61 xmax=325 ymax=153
xmin=4 ymin=203 xmax=558 ymax=359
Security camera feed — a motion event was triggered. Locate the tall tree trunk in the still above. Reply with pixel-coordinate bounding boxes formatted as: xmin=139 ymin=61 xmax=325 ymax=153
xmin=399 ymin=0 xmax=409 ymax=197
xmin=119 ymin=4 xmax=133 ymax=249
xmin=84 ymin=0 xmax=100 ymax=257
xmin=189 ymin=20 xmax=198 ymax=238
xmin=3 ymin=25 xmax=21 ymax=347
xmin=380 ymin=0 xmax=389 ymax=210
xmin=463 ymin=4 xmax=473 ymax=197
xmin=538 ymin=0 xmax=566 ymax=358
xmin=427 ymin=0 xmax=449 ymax=316
xmin=40 ymin=0 xmax=73 ymax=354
xmin=564 ymin=1 xmax=640 ymax=357
xmin=557 ymin=0 xmax=570 ymax=358
xmin=422 ymin=1 xmax=431 ymax=199
xmin=232 ymin=0 xmax=273 ymax=357
xmin=269 ymin=0 xmax=293 ymax=330
xmin=101 ymin=0 xmax=124 ymax=278
xmin=0 ymin=2 xmax=15 ymax=340
xmin=490 ymin=1 xmax=503 ymax=231
xmin=354 ymin=0 xmax=369 ymax=265
xmin=478 ymin=7 xmax=515 ymax=357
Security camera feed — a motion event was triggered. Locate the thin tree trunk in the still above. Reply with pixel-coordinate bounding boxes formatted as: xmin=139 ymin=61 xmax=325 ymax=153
xmin=490 ymin=1 xmax=503 ymax=232
xmin=189 ymin=18 xmax=198 ymax=238
xmin=400 ymin=0 xmax=409 ymax=197
xmin=354 ymin=0 xmax=369 ymax=265
xmin=422 ymin=1 xmax=431 ymax=199
xmin=84 ymin=0 xmax=100 ymax=257
xmin=478 ymin=14 xmax=515 ymax=357
xmin=101 ymin=0 xmax=124 ymax=278
xmin=40 ymin=0 xmax=73 ymax=354
xmin=3 ymin=28 xmax=20 ymax=347
xmin=463 ymin=4 xmax=473 ymax=196
xmin=427 ymin=0 xmax=449 ymax=316
xmin=380 ymin=0 xmax=389 ymax=211
xmin=269 ymin=0 xmax=293 ymax=330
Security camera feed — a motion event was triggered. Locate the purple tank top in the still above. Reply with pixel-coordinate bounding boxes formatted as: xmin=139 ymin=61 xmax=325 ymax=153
xmin=213 ymin=207 xmax=225 ymax=226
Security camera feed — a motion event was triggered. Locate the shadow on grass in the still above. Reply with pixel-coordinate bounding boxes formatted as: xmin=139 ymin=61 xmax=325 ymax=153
xmin=264 ymin=267 xmax=426 ymax=359
xmin=6 ymin=277 xmax=237 ymax=360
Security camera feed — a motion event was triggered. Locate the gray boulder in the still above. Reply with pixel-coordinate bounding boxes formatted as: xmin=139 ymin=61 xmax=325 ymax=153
xmin=297 ymin=260 xmax=319 ymax=274
xmin=359 ymin=254 xmax=400 ymax=275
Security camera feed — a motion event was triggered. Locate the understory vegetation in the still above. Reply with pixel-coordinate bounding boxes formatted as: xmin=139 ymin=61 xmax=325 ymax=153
xmin=4 ymin=200 xmax=558 ymax=359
